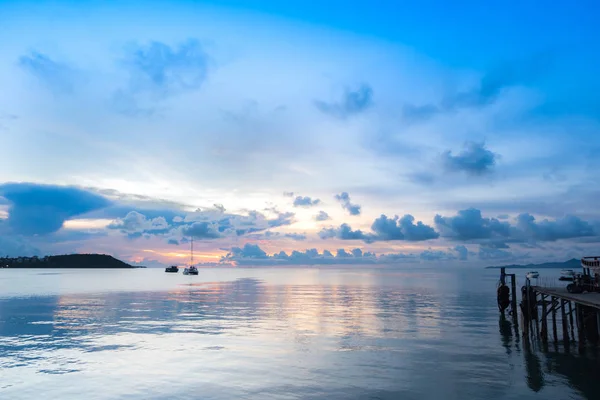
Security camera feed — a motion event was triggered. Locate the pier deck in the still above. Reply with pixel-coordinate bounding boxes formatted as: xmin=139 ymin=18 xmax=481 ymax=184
xmin=533 ymin=286 xmax=600 ymax=310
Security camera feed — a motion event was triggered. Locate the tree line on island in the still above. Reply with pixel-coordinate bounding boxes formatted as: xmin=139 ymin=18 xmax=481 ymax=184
xmin=0 ymin=254 xmax=142 ymax=268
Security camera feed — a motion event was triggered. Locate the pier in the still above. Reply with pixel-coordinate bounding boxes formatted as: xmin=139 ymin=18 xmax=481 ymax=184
xmin=498 ymin=258 xmax=600 ymax=349
xmin=529 ymin=286 xmax=600 ymax=347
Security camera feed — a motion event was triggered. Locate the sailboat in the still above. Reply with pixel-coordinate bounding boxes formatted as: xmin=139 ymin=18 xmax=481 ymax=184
xmin=182 ymin=237 xmax=199 ymax=275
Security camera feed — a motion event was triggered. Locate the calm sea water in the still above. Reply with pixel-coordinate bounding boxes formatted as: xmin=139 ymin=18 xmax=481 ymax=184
xmin=1 ymin=267 xmax=599 ymax=399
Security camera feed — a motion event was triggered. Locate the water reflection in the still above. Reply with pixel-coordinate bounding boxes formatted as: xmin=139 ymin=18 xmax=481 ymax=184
xmin=497 ymin=315 xmax=600 ymax=399
xmin=1 ymin=270 xmax=600 ymax=399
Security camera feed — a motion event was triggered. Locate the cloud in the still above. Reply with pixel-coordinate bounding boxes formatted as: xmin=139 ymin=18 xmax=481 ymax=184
xmin=220 ymin=243 xmax=470 ymax=266
xmin=320 ymin=214 xmax=438 ymax=243
xmin=419 ymin=249 xmax=457 ymax=261
xmin=292 ymin=196 xmax=321 ymax=208
xmin=335 ymin=192 xmax=361 ymax=216
xmin=181 ymin=221 xmax=222 ymax=239
xmin=114 ymin=38 xmax=209 ymax=114
xmin=444 ymin=54 xmax=550 ymax=110
xmin=314 ymin=211 xmax=331 ymax=221
xmin=442 ymin=142 xmax=498 ymax=175
xmin=227 ymin=243 xmax=268 ymax=260
xmin=402 ymin=103 xmax=440 ymax=122
xmin=478 ymin=246 xmax=519 ymax=261
xmin=0 ymin=219 xmax=40 ymax=256
xmin=108 ymin=211 xmax=170 ymax=235
xmin=283 ymin=191 xmax=294 ymax=197
xmin=454 ymin=245 xmax=469 ymax=260
xmin=371 ymin=214 xmax=439 ymax=241
xmin=403 ymin=54 xmax=552 ymax=121
xmin=434 ymin=208 xmax=511 ymax=241
xmin=121 ymin=39 xmax=208 ymax=97
xmin=18 ymin=51 xmax=78 ymax=94
xmin=515 ymin=213 xmax=595 ymax=241
xmin=319 ymin=223 xmax=373 ymax=242
xmin=315 ymin=84 xmax=373 ymax=119
xmin=435 ymin=208 xmax=598 ymax=245
xmin=167 ymin=238 xmax=179 ymax=245
xmin=221 ymin=243 xmax=379 ymax=266
xmin=246 ymin=231 xmax=307 ymax=241
xmin=0 ymin=183 xmax=111 ymax=235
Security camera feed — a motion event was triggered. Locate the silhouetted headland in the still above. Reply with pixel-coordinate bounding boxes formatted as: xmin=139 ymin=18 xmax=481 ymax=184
xmin=485 ymin=258 xmax=580 ymax=269
xmin=0 ymin=254 xmax=143 ymax=268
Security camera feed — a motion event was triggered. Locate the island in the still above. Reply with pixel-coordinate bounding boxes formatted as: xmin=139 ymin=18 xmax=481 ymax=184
xmin=485 ymin=258 xmax=581 ymax=270
xmin=0 ymin=254 xmax=144 ymax=269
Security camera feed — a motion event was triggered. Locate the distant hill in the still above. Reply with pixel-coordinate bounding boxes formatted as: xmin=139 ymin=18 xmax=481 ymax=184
xmin=1 ymin=254 xmax=143 ymax=268
xmin=485 ymin=258 xmax=580 ymax=269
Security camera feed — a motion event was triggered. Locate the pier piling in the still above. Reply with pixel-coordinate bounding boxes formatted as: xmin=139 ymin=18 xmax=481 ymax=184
xmin=541 ymin=295 xmax=548 ymax=343
xmin=551 ymin=296 xmax=558 ymax=342
xmin=560 ymin=299 xmax=569 ymax=342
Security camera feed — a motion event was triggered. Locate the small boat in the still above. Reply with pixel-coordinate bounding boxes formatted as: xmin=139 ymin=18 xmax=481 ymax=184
xmin=526 ymin=271 xmax=539 ymax=279
xmin=559 ymin=269 xmax=576 ymax=281
xmin=183 ymin=266 xmax=199 ymax=275
xmin=182 ymin=237 xmax=198 ymax=275
xmin=165 ymin=265 xmax=179 ymax=273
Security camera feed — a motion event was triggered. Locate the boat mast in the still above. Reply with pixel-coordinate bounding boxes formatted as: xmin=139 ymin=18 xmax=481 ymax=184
xmin=190 ymin=236 xmax=194 ymax=267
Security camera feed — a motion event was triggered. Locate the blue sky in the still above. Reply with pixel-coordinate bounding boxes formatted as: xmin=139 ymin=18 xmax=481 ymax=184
xmin=1 ymin=0 xmax=599 ymax=267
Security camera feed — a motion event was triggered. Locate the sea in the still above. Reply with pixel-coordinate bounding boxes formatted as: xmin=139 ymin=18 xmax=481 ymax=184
xmin=1 ymin=267 xmax=599 ymax=400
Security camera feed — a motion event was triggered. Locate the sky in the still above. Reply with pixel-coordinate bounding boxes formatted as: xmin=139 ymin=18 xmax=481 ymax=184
xmin=1 ymin=0 xmax=599 ymax=267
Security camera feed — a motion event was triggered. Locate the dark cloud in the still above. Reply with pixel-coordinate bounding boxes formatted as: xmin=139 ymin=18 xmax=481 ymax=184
xmin=315 ymin=84 xmax=373 ymax=119
xmin=314 ymin=211 xmax=331 ymax=221
xmin=0 ymin=183 xmax=111 ymax=235
xmin=335 ymin=192 xmax=361 ymax=216
xmin=221 ymin=244 xmax=378 ymax=266
xmin=108 ymin=211 xmax=170 ymax=235
xmin=18 ymin=51 xmax=78 ymax=94
xmin=167 ymin=238 xmax=179 ymax=245
xmin=515 ymin=213 xmax=595 ymax=241
xmin=320 ymin=214 xmax=438 ymax=243
xmin=442 ymin=142 xmax=498 ymax=175
xmin=435 ymin=208 xmax=598 ymax=245
xmin=292 ymin=196 xmax=321 ymax=208
xmin=181 ymin=222 xmax=222 ymax=239
xmin=371 ymin=214 xmax=439 ymax=241
xmin=319 ymin=223 xmax=374 ymax=242
xmin=454 ymin=245 xmax=469 ymax=260
xmin=283 ymin=191 xmax=294 ymax=197
xmin=220 ymin=244 xmax=467 ymax=266
xmin=0 ymin=219 xmax=40 ymax=256
xmin=434 ymin=208 xmax=511 ymax=241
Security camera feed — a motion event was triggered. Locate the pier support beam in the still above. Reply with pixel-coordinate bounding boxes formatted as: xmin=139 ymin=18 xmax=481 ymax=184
xmin=541 ymin=295 xmax=548 ymax=343
xmin=510 ymin=274 xmax=517 ymax=323
xmin=561 ymin=299 xmax=570 ymax=342
xmin=551 ymin=296 xmax=558 ymax=343
xmin=576 ymin=304 xmax=586 ymax=351
xmin=569 ymin=301 xmax=575 ymax=340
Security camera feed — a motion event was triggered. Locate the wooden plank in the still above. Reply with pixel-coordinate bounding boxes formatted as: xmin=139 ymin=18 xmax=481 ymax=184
xmin=532 ymin=287 xmax=600 ymax=310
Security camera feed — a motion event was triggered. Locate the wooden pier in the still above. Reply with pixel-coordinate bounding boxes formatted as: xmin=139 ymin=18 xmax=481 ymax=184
xmin=528 ymin=286 xmax=600 ymax=347
xmin=498 ymin=262 xmax=600 ymax=350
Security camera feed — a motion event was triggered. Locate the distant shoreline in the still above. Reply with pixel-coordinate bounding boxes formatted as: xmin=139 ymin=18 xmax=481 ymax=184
xmin=1 ymin=254 xmax=143 ymax=269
